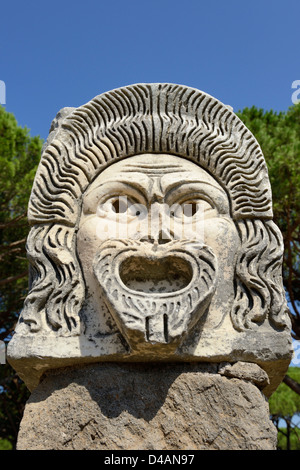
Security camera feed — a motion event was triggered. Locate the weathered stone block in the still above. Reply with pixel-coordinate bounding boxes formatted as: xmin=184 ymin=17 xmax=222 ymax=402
xmin=16 ymin=363 xmax=277 ymax=450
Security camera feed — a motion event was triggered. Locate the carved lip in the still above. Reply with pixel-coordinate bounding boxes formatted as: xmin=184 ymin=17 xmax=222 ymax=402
xmin=93 ymin=239 xmax=217 ymax=302
xmin=118 ymin=255 xmax=194 ymax=295
xmin=93 ymin=239 xmax=218 ymax=345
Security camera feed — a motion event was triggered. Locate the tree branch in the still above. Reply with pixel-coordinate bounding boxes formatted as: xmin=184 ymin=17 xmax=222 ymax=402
xmin=290 ymin=215 xmax=300 ymax=235
xmin=0 ymin=270 xmax=28 ymax=286
xmin=0 ymin=213 xmax=26 ymax=229
xmin=283 ymin=375 xmax=300 ymax=395
xmin=0 ymin=238 xmax=26 ymax=251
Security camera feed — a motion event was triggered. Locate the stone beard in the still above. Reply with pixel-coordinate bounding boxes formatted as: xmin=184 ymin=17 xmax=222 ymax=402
xmin=77 ymin=154 xmax=237 ymax=353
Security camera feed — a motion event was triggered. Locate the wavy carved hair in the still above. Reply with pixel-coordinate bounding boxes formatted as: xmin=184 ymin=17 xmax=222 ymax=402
xmin=17 ymin=84 xmax=290 ymax=336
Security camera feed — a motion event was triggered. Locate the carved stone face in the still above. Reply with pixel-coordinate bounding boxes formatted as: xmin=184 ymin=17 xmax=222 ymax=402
xmin=7 ymin=84 xmax=292 ymax=394
xmin=77 ymin=154 xmax=240 ymax=353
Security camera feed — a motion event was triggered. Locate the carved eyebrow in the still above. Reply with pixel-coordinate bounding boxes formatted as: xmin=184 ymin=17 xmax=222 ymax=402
xmin=85 ymin=179 xmax=149 ymax=202
xmin=163 ymin=179 xmax=226 ymax=198
xmin=125 ymin=163 xmax=183 ymax=169
xmin=163 ymin=179 xmax=230 ymax=214
xmin=122 ymin=165 xmax=185 ymax=176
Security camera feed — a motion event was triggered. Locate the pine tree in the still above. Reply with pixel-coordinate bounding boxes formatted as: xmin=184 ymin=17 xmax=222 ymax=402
xmin=0 ymin=106 xmax=42 ymax=449
xmin=238 ymin=104 xmax=300 ymax=339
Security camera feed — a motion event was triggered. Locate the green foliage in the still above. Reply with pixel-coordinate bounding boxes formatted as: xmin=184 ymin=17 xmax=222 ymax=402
xmin=0 ymin=106 xmax=42 ymax=339
xmin=237 ymin=104 xmax=300 ymax=338
xmin=269 ymin=367 xmax=300 ymax=417
xmin=0 ymin=105 xmax=42 ymax=448
xmin=0 ymin=106 xmax=41 ymax=213
xmin=269 ymin=367 xmax=300 ymax=450
xmin=0 ymin=438 xmax=13 ymax=450
xmin=277 ymin=427 xmax=300 ymax=450
xmin=0 ymin=364 xmax=30 ymax=448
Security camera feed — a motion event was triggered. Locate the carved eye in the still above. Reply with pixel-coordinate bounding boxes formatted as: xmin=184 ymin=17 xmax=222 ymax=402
xmin=170 ymin=199 xmax=216 ymax=219
xmin=182 ymin=201 xmax=201 ymax=217
xmin=111 ymin=198 xmax=129 ymax=214
xmin=97 ymin=196 xmax=146 ymax=219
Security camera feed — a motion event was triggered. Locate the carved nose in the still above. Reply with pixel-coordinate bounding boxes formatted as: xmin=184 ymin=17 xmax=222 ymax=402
xmin=140 ymin=230 xmax=173 ymax=245
xmin=138 ymin=202 xmax=174 ymax=244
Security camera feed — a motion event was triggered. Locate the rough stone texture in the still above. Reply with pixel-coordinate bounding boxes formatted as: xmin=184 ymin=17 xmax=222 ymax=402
xmin=218 ymin=361 xmax=270 ymax=389
xmin=17 ymin=363 xmax=277 ymax=450
xmin=7 ymin=84 xmax=293 ymax=395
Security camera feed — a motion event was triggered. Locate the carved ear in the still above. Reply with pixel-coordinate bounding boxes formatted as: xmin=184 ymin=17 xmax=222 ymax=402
xmin=231 ymin=219 xmax=290 ymax=331
xmin=18 ymin=224 xmax=85 ymax=336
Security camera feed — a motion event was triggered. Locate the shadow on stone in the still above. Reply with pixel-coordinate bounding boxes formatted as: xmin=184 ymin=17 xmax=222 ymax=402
xmin=27 ymin=362 xmax=217 ymax=421
xmin=16 ymin=362 xmax=278 ymax=450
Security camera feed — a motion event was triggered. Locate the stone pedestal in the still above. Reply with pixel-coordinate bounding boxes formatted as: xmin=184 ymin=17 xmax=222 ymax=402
xmin=16 ymin=363 xmax=277 ymax=450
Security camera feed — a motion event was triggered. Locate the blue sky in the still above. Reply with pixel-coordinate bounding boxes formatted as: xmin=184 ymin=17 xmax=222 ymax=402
xmin=1 ymin=0 xmax=300 ymax=141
